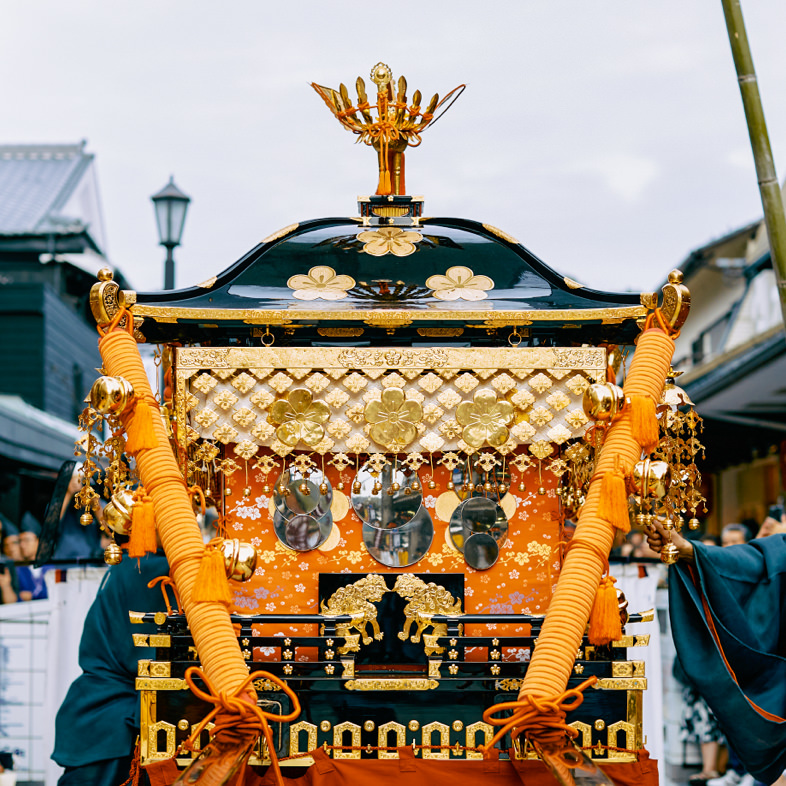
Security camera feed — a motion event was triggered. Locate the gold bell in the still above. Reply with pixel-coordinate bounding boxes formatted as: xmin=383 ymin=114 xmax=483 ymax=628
xmin=263 ymin=484 xmax=271 ymax=494
xmin=538 ymin=486 xmax=546 ymax=495
xmin=518 ymin=482 xmax=526 ymax=492
xmin=319 ymin=482 xmax=329 ymax=495
xmin=79 ymin=512 xmax=94 ymax=527
xmin=688 ymin=517 xmax=700 ymax=530
xmin=353 ymin=481 xmax=361 ymax=494
xmin=372 ymin=481 xmax=382 ymax=494
xmin=428 ymin=480 xmax=436 ymax=490
xmin=411 ymin=481 xmax=421 ymax=493
xmin=299 ymin=481 xmax=310 ymax=495
xmin=483 ymin=481 xmax=493 ymax=492
xmin=337 ymin=481 xmax=345 ymax=491
xmin=447 ymin=481 xmax=455 ymax=490
xmin=104 ymin=484 xmax=136 ymax=535
xmin=498 ymin=483 xmax=508 ymax=495
xmin=219 ymin=539 xmax=257 ymax=581
xmin=104 ymin=542 xmax=123 ymax=565
xmin=660 ymin=541 xmax=680 ymax=565
xmin=391 ymin=482 xmax=400 ymax=492
xmin=89 ymin=376 xmax=135 ymax=415
xmin=632 ymin=459 xmax=671 ymax=500
xmin=582 ymin=382 xmax=624 ymax=422
xmin=467 ymin=482 xmax=475 ymax=492
xmin=278 ymin=484 xmax=288 ymax=496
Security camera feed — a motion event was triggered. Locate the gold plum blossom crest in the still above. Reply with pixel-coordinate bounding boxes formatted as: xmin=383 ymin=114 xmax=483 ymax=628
xmin=426 ymin=266 xmax=494 ymax=301
xmin=269 ymin=388 xmax=330 ymax=447
xmin=364 ymin=388 xmax=423 ymax=451
xmin=287 ymin=265 xmax=355 ymax=301
xmin=357 ymin=227 xmax=422 ymax=257
xmin=456 ymin=389 xmax=514 ymax=449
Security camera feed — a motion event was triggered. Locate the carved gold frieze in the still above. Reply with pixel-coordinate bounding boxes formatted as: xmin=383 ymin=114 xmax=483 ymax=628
xmin=344 ymin=678 xmax=439 ymax=691
xmin=177 ymin=346 xmax=606 ymax=459
xmin=133 ymin=304 xmax=647 ymax=326
xmin=378 ymin=721 xmax=406 ymax=757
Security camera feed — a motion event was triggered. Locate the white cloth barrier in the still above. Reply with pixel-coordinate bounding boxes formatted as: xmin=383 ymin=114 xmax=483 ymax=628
xmin=614 ymin=562 xmax=664 ymax=768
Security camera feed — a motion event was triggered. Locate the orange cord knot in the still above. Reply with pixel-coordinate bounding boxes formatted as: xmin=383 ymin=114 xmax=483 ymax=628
xmin=188 ymin=485 xmax=206 ymax=517
xmin=148 ymin=575 xmax=182 ymax=615
xmin=128 ymin=487 xmax=157 ymax=558
xmin=481 ymin=676 xmax=598 ymax=754
xmin=183 ymin=666 xmax=301 ymax=786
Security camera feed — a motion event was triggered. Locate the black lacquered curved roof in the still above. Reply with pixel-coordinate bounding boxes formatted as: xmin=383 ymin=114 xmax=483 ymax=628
xmin=131 ymin=217 xmax=647 ymax=345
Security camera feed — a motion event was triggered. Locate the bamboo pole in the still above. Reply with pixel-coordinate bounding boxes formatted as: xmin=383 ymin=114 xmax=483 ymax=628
xmin=720 ymin=0 xmax=786 ymax=327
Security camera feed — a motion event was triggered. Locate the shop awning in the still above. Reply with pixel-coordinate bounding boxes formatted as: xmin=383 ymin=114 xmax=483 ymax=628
xmin=0 ymin=395 xmax=80 ymax=471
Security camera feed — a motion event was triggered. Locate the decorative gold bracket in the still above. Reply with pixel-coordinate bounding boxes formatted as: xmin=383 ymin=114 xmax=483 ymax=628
xmin=89 ymin=268 xmax=144 ymax=339
xmin=660 ymin=269 xmax=691 ymax=331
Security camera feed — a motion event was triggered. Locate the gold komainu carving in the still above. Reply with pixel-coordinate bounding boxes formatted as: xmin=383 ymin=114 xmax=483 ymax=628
xmin=320 ymin=574 xmax=389 ymax=653
xmin=394 ymin=574 xmax=462 ymax=656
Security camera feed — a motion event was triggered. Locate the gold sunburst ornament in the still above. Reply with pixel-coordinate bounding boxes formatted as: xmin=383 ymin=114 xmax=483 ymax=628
xmin=456 ymin=390 xmax=514 ymax=449
xmin=287 ymin=266 xmax=355 ymax=301
xmin=358 ymin=228 xmax=422 ymax=257
xmin=311 ymin=63 xmax=464 ymax=196
xmin=426 ymin=266 xmax=494 ymax=301
xmin=269 ymin=389 xmax=331 ymax=447
xmin=364 ymin=388 xmax=423 ymax=450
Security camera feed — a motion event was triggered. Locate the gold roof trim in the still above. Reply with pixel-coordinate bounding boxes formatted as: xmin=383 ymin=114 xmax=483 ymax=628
xmin=131 ymin=304 xmax=647 ymax=326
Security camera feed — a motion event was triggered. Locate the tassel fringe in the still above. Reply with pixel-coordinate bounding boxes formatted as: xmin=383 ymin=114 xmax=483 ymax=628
xmin=588 ymin=575 xmax=622 ymax=646
xmin=597 ymin=465 xmax=630 ymax=534
xmin=125 ymin=399 xmax=158 ymax=454
xmin=629 ymin=394 xmax=659 ymax=453
xmin=193 ymin=545 xmax=232 ymax=606
xmin=128 ymin=490 xmax=157 ymax=558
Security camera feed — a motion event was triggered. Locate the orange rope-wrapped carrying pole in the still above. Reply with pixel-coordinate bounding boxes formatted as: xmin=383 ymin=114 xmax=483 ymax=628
xmin=99 ymin=327 xmax=253 ymax=701
xmin=482 ymin=326 xmax=675 ymax=752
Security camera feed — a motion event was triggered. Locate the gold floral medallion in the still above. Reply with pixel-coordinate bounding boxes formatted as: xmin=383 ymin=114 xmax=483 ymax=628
xmin=268 ymin=388 xmax=330 ymax=447
xmin=426 ymin=266 xmax=494 ymax=301
xmin=364 ymin=388 xmax=423 ymax=450
xmin=357 ymin=227 xmax=422 ymax=257
xmin=456 ymin=389 xmax=514 ymax=449
xmin=287 ymin=265 xmax=355 ymax=300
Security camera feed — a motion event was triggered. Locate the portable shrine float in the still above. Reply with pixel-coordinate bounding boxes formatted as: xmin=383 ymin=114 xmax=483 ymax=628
xmin=77 ymin=63 xmax=700 ymax=785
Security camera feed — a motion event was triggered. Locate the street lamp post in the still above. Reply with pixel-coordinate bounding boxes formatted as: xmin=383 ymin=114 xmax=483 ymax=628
xmin=151 ymin=176 xmax=191 ymax=290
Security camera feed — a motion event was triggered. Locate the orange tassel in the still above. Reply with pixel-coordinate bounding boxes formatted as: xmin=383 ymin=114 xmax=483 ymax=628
xmin=125 ymin=399 xmax=158 ymax=454
xmin=128 ymin=490 xmax=157 ymax=558
xmin=192 ymin=545 xmax=232 ymax=606
xmin=588 ymin=575 xmax=622 ymax=646
xmin=597 ymin=465 xmax=630 ymax=534
xmin=629 ymin=394 xmax=659 ymax=453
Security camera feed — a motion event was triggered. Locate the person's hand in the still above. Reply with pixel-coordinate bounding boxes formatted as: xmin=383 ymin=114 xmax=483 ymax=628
xmin=756 ymin=516 xmax=786 ymax=538
xmin=0 ymin=569 xmax=11 ymax=590
xmin=645 ymin=518 xmax=694 ymax=562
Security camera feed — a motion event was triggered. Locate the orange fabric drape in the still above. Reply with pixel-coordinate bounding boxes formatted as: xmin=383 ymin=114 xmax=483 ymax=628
xmin=99 ymin=328 xmax=251 ymax=699
xmin=143 ymin=749 xmax=658 ymax=786
xmin=519 ymin=328 xmax=674 ymax=700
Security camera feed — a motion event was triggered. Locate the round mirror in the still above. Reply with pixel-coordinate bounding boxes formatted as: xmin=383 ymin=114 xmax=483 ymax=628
xmin=448 ymin=497 xmax=508 ymax=553
xmin=274 ymin=467 xmax=332 ymax=518
xmin=362 ymin=506 xmax=434 ymax=568
xmin=464 ymin=532 xmax=499 ymax=570
xmin=274 ymin=508 xmax=333 ymax=551
xmin=285 ymin=513 xmax=333 ymax=551
xmin=351 ymin=461 xmax=421 ymax=529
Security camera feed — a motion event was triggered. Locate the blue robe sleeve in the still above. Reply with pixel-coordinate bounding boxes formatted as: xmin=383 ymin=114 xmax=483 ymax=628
xmin=52 ymin=553 xmax=169 ymax=769
xmin=668 ymin=535 xmax=786 ymax=784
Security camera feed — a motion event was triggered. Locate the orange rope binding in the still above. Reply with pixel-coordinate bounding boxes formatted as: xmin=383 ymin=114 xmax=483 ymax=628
xmin=481 ymin=676 xmax=598 ymax=752
xmin=183 ymin=667 xmax=301 ymax=786
xmin=504 ymin=326 xmax=675 ymax=748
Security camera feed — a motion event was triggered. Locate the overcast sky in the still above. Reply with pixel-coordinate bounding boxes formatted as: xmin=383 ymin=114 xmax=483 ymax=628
xmin=3 ymin=1 xmax=785 ymax=294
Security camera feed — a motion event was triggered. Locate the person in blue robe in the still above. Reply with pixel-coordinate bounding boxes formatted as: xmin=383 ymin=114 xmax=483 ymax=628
xmin=647 ymin=522 xmax=786 ymax=785
xmin=52 ymin=551 xmax=168 ymax=785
